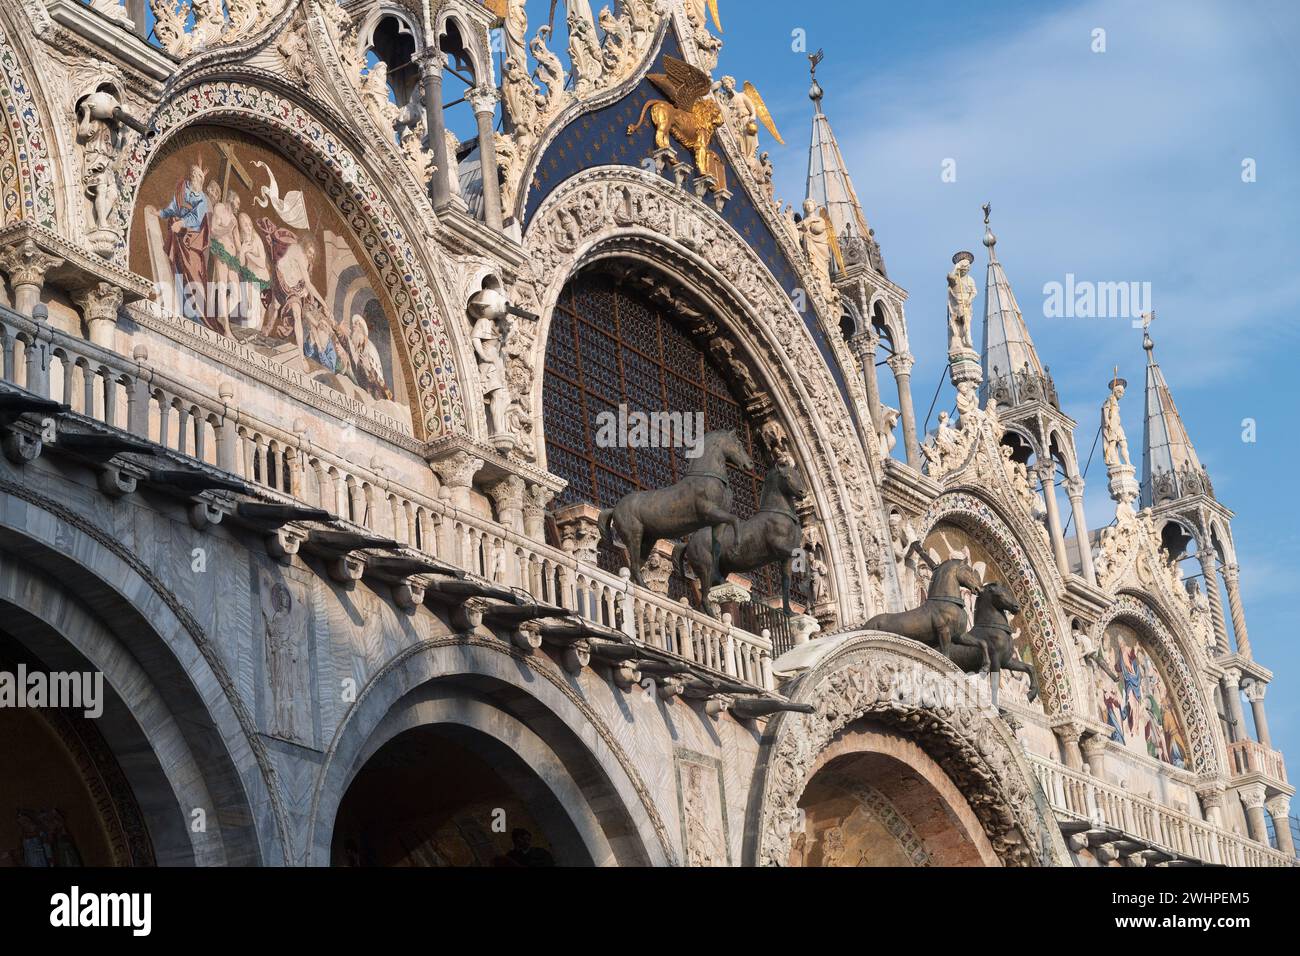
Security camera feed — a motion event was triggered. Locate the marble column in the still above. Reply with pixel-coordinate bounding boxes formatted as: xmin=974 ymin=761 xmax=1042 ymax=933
xmin=431 ymin=451 xmax=483 ymax=566
xmin=1220 ymin=563 xmax=1252 ymax=658
xmin=72 ymin=281 xmax=124 ymax=348
xmin=1242 ymin=679 xmax=1272 ymax=749
xmin=849 ymin=328 xmax=883 ymax=435
xmin=419 ymin=49 xmax=451 ymax=208
xmin=1198 ymin=550 xmax=1230 ymax=655
xmin=1080 ymin=733 xmax=1110 ymax=782
xmin=1051 ymin=720 xmax=1085 ymax=772
xmin=0 ymin=238 xmax=63 ymax=317
xmin=522 ymin=483 xmax=555 ymax=542
xmin=1064 ymin=475 xmax=1096 ymax=584
xmin=1237 ymin=783 xmax=1270 ymax=845
xmin=486 ymin=474 xmax=525 ymax=535
xmin=1038 ymin=462 xmax=1070 ymax=577
xmin=1265 ymin=795 xmax=1294 ymax=858
xmin=468 ymin=86 xmax=503 ymax=229
xmin=1196 ymin=783 xmax=1226 ymax=830
xmin=886 ymin=350 xmax=921 ymax=469
xmin=1221 ymin=668 xmax=1248 ymax=745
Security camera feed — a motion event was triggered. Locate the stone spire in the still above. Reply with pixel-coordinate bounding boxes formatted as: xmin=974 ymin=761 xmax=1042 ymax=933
xmin=1140 ymin=320 xmax=1212 ymax=507
xmin=979 ymin=204 xmax=1055 ymax=410
xmin=804 ymin=50 xmax=883 ymax=275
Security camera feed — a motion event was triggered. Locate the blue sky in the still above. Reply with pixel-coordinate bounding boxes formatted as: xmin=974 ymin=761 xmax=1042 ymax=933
xmin=698 ymin=0 xmax=1300 ymax=759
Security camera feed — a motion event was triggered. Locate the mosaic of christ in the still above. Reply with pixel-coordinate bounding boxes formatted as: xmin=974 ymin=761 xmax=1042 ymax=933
xmin=1093 ymin=621 xmax=1190 ymax=770
xmin=130 ymin=129 xmax=409 ymax=422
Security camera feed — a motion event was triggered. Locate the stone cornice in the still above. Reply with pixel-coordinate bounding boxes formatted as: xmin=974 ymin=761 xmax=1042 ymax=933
xmin=0 ymin=221 xmax=153 ymax=299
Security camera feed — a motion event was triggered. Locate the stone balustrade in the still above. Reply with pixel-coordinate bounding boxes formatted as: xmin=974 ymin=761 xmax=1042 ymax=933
xmin=1228 ymin=739 xmax=1288 ymax=783
xmin=0 ymin=303 xmax=774 ymax=689
xmin=1029 ymin=754 xmax=1294 ymax=866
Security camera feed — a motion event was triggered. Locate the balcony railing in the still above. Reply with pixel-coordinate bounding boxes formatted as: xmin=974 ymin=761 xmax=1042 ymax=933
xmin=1029 ymin=754 xmax=1295 ymax=867
xmin=0 ymin=305 xmax=773 ymax=689
xmin=1229 ymin=739 xmax=1288 ymax=783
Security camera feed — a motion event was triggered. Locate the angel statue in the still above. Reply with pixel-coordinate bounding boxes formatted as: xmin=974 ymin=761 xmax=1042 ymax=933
xmin=718 ymin=75 xmax=784 ymax=175
xmin=627 ymin=56 xmax=726 ymax=187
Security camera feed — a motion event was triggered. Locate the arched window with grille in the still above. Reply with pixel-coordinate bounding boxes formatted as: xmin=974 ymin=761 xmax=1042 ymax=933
xmin=542 ymin=268 xmax=806 ymax=609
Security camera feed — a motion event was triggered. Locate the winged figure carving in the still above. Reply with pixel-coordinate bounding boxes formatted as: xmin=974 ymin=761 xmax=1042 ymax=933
xmin=627 ymin=56 xmax=727 ymax=188
xmin=742 ymin=81 xmax=783 ymax=145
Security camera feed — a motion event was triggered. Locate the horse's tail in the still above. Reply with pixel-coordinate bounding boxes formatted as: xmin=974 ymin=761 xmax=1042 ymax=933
xmin=597 ymin=508 xmax=615 ymax=545
xmin=626 ymin=98 xmax=657 ymax=136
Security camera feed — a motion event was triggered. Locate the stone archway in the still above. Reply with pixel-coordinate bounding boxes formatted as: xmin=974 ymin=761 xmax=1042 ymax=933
xmin=747 ymin=632 xmax=1071 ymax=867
xmin=112 ymin=78 xmax=474 ymax=439
xmin=919 ymin=490 xmax=1076 ymax=716
xmin=0 ymin=479 xmax=282 ymax=865
xmin=514 ymin=166 xmax=900 ymax=624
xmin=307 ymin=636 xmax=675 ymax=866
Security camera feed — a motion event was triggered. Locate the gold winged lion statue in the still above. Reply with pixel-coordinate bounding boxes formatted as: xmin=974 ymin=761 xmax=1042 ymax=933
xmin=627 ymin=56 xmax=727 ymax=186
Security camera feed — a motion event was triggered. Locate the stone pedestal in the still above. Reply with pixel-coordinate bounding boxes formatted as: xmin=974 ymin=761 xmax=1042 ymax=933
xmin=1106 ymin=462 xmax=1139 ymax=507
xmin=707 ymin=580 xmax=750 ymax=618
xmin=788 ymin=613 xmax=820 ymax=646
xmin=641 ymin=539 xmax=677 ymax=596
xmin=554 ymin=502 xmax=602 ymax=566
xmin=948 ymin=347 xmax=982 ymax=387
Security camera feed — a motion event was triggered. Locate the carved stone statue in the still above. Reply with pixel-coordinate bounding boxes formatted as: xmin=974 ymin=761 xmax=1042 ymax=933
xmin=76 ymin=89 xmax=125 ymax=248
xmin=469 ymin=277 xmax=516 ymax=444
xmin=876 ymin=406 xmax=899 ymax=462
xmin=502 ymin=56 xmax=540 ymax=134
xmin=947 ymin=251 xmax=977 ymax=353
xmin=504 ymin=0 xmax=529 ymax=63
xmin=888 ymin=510 xmax=920 ymax=598
xmin=1101 ymin=373 xmax=1131 ymax=467
xmin=567 ymin=3 xmax=604 ymax=95
xmin=799 ymin=198 xmax=833 ymax=296
xmin=361 ymin=61 xmax=398 ymax=131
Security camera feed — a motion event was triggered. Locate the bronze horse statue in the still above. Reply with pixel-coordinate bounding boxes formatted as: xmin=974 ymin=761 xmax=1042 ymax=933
xmin=675 ymin=459 xmax=808 ymax=616
xmin=599 ymin=429 xmax=753 ymax=588
xmin=948 ymin=581 xmax=1039 ymax=708
xmin=864 ymin=552 xmax=982 ymax=657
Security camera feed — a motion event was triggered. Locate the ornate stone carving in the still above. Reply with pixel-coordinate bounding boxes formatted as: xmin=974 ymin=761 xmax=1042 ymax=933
xmin=753 ymin=634 xmax=1068 ymax=867
xmin=946 ymin=250 xmax=977 ymax=354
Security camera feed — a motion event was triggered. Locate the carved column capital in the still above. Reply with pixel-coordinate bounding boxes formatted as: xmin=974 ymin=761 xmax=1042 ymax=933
xmin=522 ymin=482 xmax=556 ymax=540
xmin=1221 ymin=563 xmax=1240 ymax=583
xmin=0 ymin=238 xmax=63 ymax=314
xmin=885 ymin=350 xmax=914 ymax=377
xmin=416 ymin=47 xmax=445 ymax=79
xmin=1222 ymin=666 xmax=1243 ymax=690
xmin=72 ymin=281 xmax=124 ymax=346
xmin=1065 ymin=475 xmax=1086 ymax=499
xmin=467 ymin=85 xmax=500 ymax=116
xmin=0 ymin=238 xmax=63 ymax=289
xmin=1236 ymin=782 xmax=1267 ymax=811
xmin=1265 ymin=794 xmax=1291 ymax=818
xmin=1195 ymin=781 xmax=1226 ymax=811
xmin=1242 ymin=678 xmax=1266 ymax=703
xmin=554 ymin=501 xmax=601 ymax=566
xmin=431 ymin=450 xmax=484 ymax=490
xmin=485 ymin=473 xmax=525 ymax=509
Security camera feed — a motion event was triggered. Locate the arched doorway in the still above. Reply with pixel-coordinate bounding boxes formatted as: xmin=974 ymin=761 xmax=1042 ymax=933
xmin=0 ymin=633 xmax=155 ymax=867
xmin=330 ymin=723 xmax=589 ymax=867
xmin=792 ymin=725 xmax=998 ymax=867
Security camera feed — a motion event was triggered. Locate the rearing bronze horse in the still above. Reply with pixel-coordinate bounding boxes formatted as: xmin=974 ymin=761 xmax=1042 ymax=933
xmin=676 ymin=459 xmax=808 ymax=615
xmin=598 ymin=429 xmax=753 ymax=588
xmin=865 ymin=552 xmax=982 ymax=657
